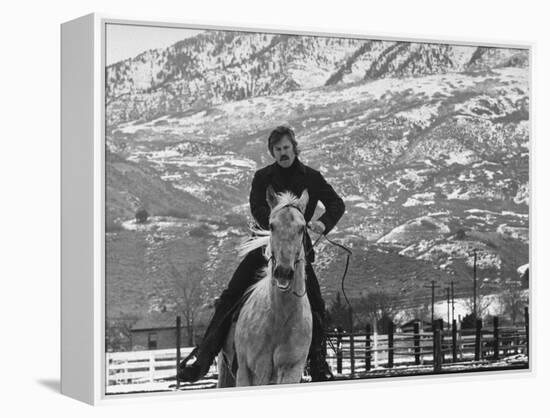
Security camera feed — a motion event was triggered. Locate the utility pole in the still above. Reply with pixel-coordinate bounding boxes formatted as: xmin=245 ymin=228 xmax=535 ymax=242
xmin=423 ymin=280 xmax=441 ymax=329
xmin=451 ymin=281 xmax=455 ymax=324
xmin=446 ymin=287 xmax=450 ymax=330
xmin=473 ymin=250 xmax=478 ymax=320
xmin=176 ymin=315 xmax=181 ymax=389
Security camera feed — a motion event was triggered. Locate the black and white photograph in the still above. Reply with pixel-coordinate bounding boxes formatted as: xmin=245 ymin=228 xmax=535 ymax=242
xmin=104 ymin=22 xmax=530 ymax=395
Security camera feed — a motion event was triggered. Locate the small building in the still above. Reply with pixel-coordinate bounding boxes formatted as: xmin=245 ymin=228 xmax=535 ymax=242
xmin=130 ymin=312 xmax=180 ymax=351
xmin=130 ymin=312 xmax=207 ymax=350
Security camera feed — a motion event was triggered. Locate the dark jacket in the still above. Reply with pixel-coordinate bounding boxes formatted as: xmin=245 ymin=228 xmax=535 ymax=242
xmin=249 ymin=158 xmax=345 ymax=262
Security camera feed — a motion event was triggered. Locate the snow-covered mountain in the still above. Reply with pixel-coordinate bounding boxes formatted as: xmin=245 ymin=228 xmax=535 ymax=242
xmin=106 ymin=31 xmax=528 ymax=128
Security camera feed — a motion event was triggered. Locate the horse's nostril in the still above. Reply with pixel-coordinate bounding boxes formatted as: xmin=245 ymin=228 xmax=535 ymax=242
xmin=274 ymin=265 xmax=294 ymax=280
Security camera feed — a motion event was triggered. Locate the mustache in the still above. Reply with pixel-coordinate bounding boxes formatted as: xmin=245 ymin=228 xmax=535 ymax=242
xmin=279 ymin=155 xmax=289 ymax=160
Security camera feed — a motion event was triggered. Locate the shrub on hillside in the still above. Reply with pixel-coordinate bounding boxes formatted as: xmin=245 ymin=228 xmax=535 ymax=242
xmin=135 ymin=208 xmax=149 ymax=224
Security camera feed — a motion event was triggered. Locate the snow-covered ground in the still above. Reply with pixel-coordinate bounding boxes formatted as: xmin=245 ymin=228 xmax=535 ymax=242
xmin=106 ymin=352 xmax=527 ymax=394
xmin=403 ymin=192 xmax=436 ymax=207
xmin=120 ymin=216 xmax=187 ymax=231
xmin=394 ymin=290 xmax=529 ymax=323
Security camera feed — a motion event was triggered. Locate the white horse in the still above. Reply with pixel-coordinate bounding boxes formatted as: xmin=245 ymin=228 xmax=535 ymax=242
xmin=217 ymin=187 xmax=312 ymax=387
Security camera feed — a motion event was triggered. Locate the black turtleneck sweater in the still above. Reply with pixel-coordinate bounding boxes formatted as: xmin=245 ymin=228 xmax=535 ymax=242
xmin=249 ymin=157 xmax=345 ymax=238
xmin=274 ymin=157 xmax=300 ymax=189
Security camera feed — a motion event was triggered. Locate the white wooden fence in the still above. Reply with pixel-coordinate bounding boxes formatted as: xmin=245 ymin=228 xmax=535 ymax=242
xmin=106 ymin=347 xmax=218 ymax=394
xmin=106 ymin=319 xmax=528 ymax=393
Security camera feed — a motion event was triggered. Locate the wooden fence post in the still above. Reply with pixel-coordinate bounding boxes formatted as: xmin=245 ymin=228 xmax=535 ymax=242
xmin=149 ymin=352 xmax=155 ymax=383
xmin=349 ymin=333 xmax=355 ymax=375
xmin=475 ymin=319 xmax=482 ymax=361
xmin=437 ymin=319 xmax=445 ymax=363
xmin=493 ymin=316 xmax=500 ymax=361
xmin=373 ymin=328 xmax=379 ymax=368
xmin=176 ymin=315 xmax=181 ymax=389
xmin=106 ymin=356 xmax=111 ymax=387
xmin=414 ymin=322 xmax=420 ymax=366
xmin=124 ymin=359 xmax=129 ymax=384
xmin=524 ymin=307 xmax=529 ymax=358
xmin=336 ymin=327 xmax=343 ymax=374
xmin=434 ymin=324 xmax=442 ymax=372
xmin=388 ymin=321 xmax=394 ymax=368
xmin=348 ymin=308 xmax=355 ymax=375
xmin=452 ymin=319 xmax=457 ymax=363
xmin=431 ymin=319 xmax=436 ymax=364
xmin=365 ymin=323 xmax=372 ymax=372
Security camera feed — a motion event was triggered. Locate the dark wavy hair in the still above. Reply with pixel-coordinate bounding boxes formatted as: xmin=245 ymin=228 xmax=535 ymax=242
xmin=267 ymin=125 xmax=300 ymax=157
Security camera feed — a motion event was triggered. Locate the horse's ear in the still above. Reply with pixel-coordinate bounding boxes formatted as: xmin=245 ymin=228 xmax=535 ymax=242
xmin=297 ymin=189 xmax=309 ymax=213
xmin=266 ymin=185 xmax=278 ymax=209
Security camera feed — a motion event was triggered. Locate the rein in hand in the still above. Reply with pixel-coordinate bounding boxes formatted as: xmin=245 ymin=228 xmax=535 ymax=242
xmin=306 ymin=226 xmax=354 ymax=311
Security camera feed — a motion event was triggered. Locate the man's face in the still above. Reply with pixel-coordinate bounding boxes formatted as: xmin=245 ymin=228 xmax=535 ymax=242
xmin=272 ymin=136 xmax=296 ymax=168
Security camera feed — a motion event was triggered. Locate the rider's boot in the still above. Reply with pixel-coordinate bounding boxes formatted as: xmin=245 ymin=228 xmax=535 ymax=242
xmin=309 ymin=311 xmax=335 ymax=382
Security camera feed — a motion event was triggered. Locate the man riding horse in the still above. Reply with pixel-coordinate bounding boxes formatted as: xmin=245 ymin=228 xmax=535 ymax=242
xmin=178 ymin=125 xmax=346 ymax=383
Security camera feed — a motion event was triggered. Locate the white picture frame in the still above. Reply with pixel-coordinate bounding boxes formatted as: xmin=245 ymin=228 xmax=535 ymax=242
xmin=61 ymin=13 xmax=532 ymax=405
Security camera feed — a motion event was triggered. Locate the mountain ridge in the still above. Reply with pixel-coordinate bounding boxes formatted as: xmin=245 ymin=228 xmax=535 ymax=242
xmin=106 ymin=32 xmax=528 ymax=128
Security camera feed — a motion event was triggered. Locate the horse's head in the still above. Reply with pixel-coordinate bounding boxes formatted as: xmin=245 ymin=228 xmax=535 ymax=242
xmin=266 ymin=186 xmax=309 ymax=292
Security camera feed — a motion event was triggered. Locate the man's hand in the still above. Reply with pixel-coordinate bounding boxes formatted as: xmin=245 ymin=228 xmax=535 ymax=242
xmin=308 ymin=220 xmax=325 ymax=235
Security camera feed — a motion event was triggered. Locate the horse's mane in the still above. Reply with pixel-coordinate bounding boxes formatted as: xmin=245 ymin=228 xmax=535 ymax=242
xmin=237 ymin=191 xmax=302 ymax=260
xmin=268 ymin=191 xmax=302 ymax=217
xmin=237 ymin=226 xmax=271 ymax=259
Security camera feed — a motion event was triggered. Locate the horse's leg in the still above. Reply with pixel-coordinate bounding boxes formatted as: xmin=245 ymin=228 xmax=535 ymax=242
xmin=217 ymin=350 xmax=235 ymax=388
xmin=252 ymin=360 xmax=272 ymax=385
xmin=217 ymin=352 xmax=227 ymax=388
xmin=218 ymin=324 xmax=237 ymax=388
xmin=236 ymin=365 xmax=251 ymax=386
xmin=273 ymin=364 xmax=304 ymax=385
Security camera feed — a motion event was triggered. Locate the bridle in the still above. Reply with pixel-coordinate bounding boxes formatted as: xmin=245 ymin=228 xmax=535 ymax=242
xmin=269 ymin=203 xmax=308 ymax=298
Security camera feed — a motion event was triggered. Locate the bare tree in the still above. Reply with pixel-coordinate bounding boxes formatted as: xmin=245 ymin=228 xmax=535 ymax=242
xmin=499 ymin=279 xmax=528 ymax=325
xmin=462 ymin=293 xmax=493 ymax=321
xmin=145 ymin=233 xmax=211 ymax=347
xmin=167 ymin=261 xmax=206 ymax=346
xmin=355 ymin=291 xmax=399 ymax=333
xmin=106 ymin=313 xmax=140 ymax=352
xmin=327 ymin=292 xmax=351 ymax=331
